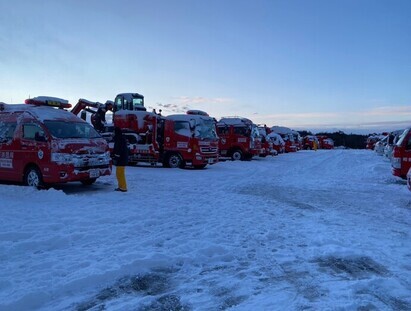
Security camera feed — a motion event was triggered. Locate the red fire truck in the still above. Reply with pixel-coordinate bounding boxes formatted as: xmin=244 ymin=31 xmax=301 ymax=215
xmin=303 ymin=135 xmax=319 ymax=150
xmin=270 ymin=126 xmax=297 ymax=153
xmin=267 ymin=132 xmax=285 ymax=154
xmin=112 ymin=93 xmax=219 ymax=168
xmin=316 ymin=135 xmax=334 ymax=149
xmin=257 ymin=124 xmax=275 ymax=157
xmin=216 ymin=117 xmax=261 ymax=160
xmin=0 ymin=97 xmax=111 ymax=187
xmin=391 ymin=128 xmax=411 ymax=179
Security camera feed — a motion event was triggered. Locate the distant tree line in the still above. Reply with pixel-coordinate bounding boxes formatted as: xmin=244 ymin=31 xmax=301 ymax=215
xmin=298 ymin=131 xmax=368 ymax=149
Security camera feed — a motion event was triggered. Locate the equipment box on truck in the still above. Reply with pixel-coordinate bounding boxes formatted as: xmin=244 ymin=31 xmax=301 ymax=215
xmin=0 ymin=97 xmax=111 ymax=187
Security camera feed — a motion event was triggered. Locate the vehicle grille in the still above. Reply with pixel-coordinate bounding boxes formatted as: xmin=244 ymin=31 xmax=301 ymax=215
xmin=73 ymin=154 xmax=110 ymax=168
xmin=200 ymin=147 xmax=218 ymax=154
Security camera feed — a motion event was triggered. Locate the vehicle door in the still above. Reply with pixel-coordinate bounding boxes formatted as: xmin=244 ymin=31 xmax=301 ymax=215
xmin=14 ymin=122 xmax=49 ymax=178
xmin=402 ymin=133 xmax=411 ymax=175
xmin=0 ymin=119 xmax=18 ymax=181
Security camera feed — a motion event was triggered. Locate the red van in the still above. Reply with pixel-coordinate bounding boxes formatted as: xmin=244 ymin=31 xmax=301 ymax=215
xmin=0 ymin=97 xmax=111 ymax=187
xmin=391 ymin=128 xmax=410 ymax=179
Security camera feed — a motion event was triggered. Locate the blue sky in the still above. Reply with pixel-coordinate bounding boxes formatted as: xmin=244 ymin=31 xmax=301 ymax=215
xmin=0 ymin=0 xmax=410 ymax=134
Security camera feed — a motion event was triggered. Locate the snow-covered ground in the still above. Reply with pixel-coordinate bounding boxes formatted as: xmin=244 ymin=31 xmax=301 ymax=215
xmin=0 ymin=150 xmax=410 ymax=311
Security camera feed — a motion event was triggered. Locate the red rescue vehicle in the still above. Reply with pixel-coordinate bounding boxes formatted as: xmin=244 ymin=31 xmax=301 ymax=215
xmin=303 ymin=135 xmax=319 ymax=150
xmin=216 ymin=117 xmax=261 ymax=160
xmin=0 ymin=97 xmax=111 ymax=187
xmin=407 ymin=167 xmax=411 ymax=191
xmin=391 ymin=128 xmax=411 ymax=179
xmin=270 ymin=126 xmax=297 ymax=153
xmin=257 ymin=125 xmax=276 ymax=157
xmin=267 ymin=132 xmax=285 ymax=154
xmin=112 ymin=93 xmax=219 ymax=168
xmin=316 ymin=135 xmax=334 ymax=149
xmin=366 ymin=135 xmax=382 ymax=150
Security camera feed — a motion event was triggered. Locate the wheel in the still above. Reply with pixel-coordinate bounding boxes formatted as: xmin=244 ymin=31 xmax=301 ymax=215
xmin=167 ymin=153 xmax=184 ymax=168
xmin=231 ymin=150 xmax=243 ymax=161
xmin=193 ymin=164 xmax=207 ymax=169
xmin=24 ymin=167 xmax=43 ymax=188
xmin=81 ymin=178 xmax=97 ymax=185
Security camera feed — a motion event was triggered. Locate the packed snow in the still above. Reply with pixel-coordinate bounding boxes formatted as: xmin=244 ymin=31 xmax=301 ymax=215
xmin=0 ymin=150 xmax=410 ymax=311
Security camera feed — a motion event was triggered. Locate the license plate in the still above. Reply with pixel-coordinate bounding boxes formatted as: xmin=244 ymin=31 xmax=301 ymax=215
xmin=208 ymin=158 xmax=214 ymax=164
xmin=89 ymin=169 xmax=100 ymax=178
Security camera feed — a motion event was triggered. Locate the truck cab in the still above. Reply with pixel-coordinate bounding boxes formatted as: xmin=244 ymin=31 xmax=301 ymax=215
xmin=217 ymin=117 xmax=261 ymax=160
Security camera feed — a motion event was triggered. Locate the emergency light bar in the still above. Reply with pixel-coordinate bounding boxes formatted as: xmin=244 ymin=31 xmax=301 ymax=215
xmin=25 ymin=96 xmax=72 ymax=109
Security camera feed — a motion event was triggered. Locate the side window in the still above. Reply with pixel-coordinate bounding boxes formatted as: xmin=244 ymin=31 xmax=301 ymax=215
xmin=23 ymin=124 xmax=44 ymax=140
xmin=406 ymin=136 xmax=411 ymax=150
xmin=174 ymin=121 xmax=191 ymax=137
xmin=115 ymin=97 xmax=122 ymax=112
xmin=217 ymin=126 xmax=228 ymax=135
xmin=234 ymin=126 xmax=247 ymax=136
xmin=0 ymin=122 xmax=17 ymax=142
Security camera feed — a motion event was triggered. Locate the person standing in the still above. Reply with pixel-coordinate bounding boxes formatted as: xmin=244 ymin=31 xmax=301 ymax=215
xmin=91 ymin=101 xmax=113 ymax=132
xmin=313 ymin=138 xmax=318 ymax=151
xmin=113 ymin=127 xmax=128 ymax=192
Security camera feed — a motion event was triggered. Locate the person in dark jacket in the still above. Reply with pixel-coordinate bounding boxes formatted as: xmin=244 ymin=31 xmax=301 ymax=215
xmin=91 ymin=101 xmax=113 ymax=132
xmin=113 ymin=127 xmax=128 ymax=192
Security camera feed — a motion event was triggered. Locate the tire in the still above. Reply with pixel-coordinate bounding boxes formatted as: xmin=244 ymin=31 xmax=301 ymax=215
xmin=81 ymin=178 xmax=97 ymax=186
xmin=193 ymin=164 xmax=207 ymax=169
xmin=231 ymin=150 xmax=243 ymax=161
xmin=167 ymin=153 xmax=185 ymax=168
xmin=24 ymin=167 xmax=43 ymax=188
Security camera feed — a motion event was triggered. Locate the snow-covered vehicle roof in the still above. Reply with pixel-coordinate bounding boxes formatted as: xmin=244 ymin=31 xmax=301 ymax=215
xmin=267 ymin=132 xmax=285 ymax=144
xmin=270 ymin=126 xmax=293 ymax=134
xmin=1 ymin=103 xmax=85 ymax=123
xmin=167 ymin=114 xmax=214 ymax=123
xmin=217 ymin=117 xmax=254 ymax=126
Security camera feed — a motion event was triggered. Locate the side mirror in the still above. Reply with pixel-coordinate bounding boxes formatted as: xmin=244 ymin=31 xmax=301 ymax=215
xmin=35 ymin=132 xmax=47 ymax=142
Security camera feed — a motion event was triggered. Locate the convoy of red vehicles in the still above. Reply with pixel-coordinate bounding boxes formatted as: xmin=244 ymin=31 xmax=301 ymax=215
xmin=365 ymin=128 xmax=411 ymax=192
xmin=8 ymin=92 xmax=411 ymax=193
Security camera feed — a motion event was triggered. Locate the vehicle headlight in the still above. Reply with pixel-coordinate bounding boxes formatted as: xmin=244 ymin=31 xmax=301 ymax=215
xmin=104 ymin=151 xmax=111 ymax=161
xmin=51 ymin=153 xmax=73 ymax=164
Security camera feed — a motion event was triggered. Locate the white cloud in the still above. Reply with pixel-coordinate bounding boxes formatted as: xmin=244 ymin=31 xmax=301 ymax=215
xmin=149 ymin=96 xmax=233 ymax=114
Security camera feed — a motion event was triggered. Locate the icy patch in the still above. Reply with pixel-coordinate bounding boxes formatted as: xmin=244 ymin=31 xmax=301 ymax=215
xmin=315 ymin=255 xmax=389 ymax=279
xmin=74 ymin=270 xmax=189 ymax=311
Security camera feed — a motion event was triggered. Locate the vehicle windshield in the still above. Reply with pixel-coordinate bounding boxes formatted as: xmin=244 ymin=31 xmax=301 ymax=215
xmin=251 ymin=125 xmax=260 ymax=138
xmin=194 ymin=119 xmax=218 ymax=139
xmin=0 ymin=123 xmax=16 ymax=142
xmin=44 ymin=121 xmax=101 ymax=139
